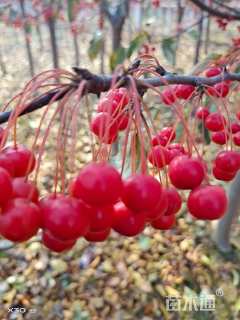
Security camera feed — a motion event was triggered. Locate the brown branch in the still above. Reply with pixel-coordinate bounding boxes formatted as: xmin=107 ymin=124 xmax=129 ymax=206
xmin=189 ymin=0 xmax=240 ymax=20
xmin=1 ymin=69 xmax=240 ymax=125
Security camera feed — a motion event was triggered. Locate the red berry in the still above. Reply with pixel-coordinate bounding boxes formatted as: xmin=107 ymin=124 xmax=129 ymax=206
xmin=148 ymin=145 xmax=170 ymax=168
xmin=97 ymin=99 xmax=119 ymax=114
xmin=187 ymin=185 xmax=227 ymax=220
xmin=205 ymin=67 xmax=221 ymax=77
xmin=42 ymin=230 xmax=76 ymax=252
xmin=12 ymin=178 xmax=39 ymax=203
xmin=161 ymin=88 xmax=176 ymax=105
xmin=0 ymin=198 xmax=41 ymax=242
xmin=3 ymin=145 xmax=36 ymax=177
xmin=90 ymin=112 xmax=119 ymax=144
xmin=237 ymin=112 xmax=240 ymax=121
xmin=151 ymin=214 xmax=175 ymax=230
xmin=164 ymin=187 xmax=182 ymax=215
xmin=88 ymin=205 xmax=113 ymax=232
xmin=167 ymin=143 xmax=186 ymax=162
xmin=207 ymin=82 xmax=229 ymax=98
xmin=113 ymin=202 xmax=146 ymax=237
xmin=175 ymin=84 xmax=195 ymax=100
xmin=122 ymin=174 xmax=162 ymax=212
xmin=84 ymin=228 xmax=111 ymax=242
xmin=168 ymin=155 xmax=205 ymax=190
xmin=0 ymin=167 xmax=13 ymax=206
xmin=71 ymin=162 xmax=123 ymax=207
xmin=230 ymin=122 xmax=240 ymax=133
xmin=233 ymin=132 xmax=240 ymax=146
xmin=106 ymin=88 xmax=129 ymax=106
xmin=41 ymin=195 xmax=90 ymax=241
xmin=215 ymin=150 xmax=240 ymax=172
xmin=0 ymin=154 xmax=15 ymax=176
xmin=117 ymin=113 xmax=129 ymax=131
xmin=151 ymin=127 xmax=175 ymax=146
xmin=196 ymin=107 xmax=210 ymax=120
xmin=204 ymin=112 xmax=226 ymax=132
xmin=211 ymin=131 xmax=229 ymax=145
xmin=0 ymin=127 xmax=5 ymax=144
xmin=212 ymin=164 xmax=236 ymax=181
xmin=147 ymin=188 xmax=168 ymax=221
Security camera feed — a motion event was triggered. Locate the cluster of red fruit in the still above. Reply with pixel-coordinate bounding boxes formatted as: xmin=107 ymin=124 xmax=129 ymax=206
xmin=90 ymin=87 xmax=130 ymax=143
xmin=161 ymin=66 xmax=229 ymax=106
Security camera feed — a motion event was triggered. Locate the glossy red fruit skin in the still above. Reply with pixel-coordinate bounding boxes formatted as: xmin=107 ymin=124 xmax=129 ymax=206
xmin=233 ymin=132 xmax=240 ymax=146
xmin=196 ymin=107 xmax=210 ymax=120
xmin=113 ymin=202 xmax=146 ymax=237
xmin=147 ymin=188 xmax=168 ymax=221
xmin=168 ymin=155 xmax=205 ymax=190
xmin=207 ymin=82 xmax=229 ymax=98
xmin=0 ymin=167 xmax=13 ymax=206
xmin=230 ymin=122 xmax=240 ymax=134
xmin=42 ymin=230 xmax=76 ymax=253
xmin=107 ymin=87 xmax=129 ymax=106
xmin=164 ymin=187 xmax=182 ymax=215
xmin=71 ymin=162 xmax=123 ymax=207
xmin=88 ymin=205 xmax=113 ymax=232
xmin=97 ymin=99 xmax=119 ymax=114
xmin=12 ymin=178 xmax=39 ymax=203
xmin=90 ymin=112 xmax=119 ymax=144
xmin=161 ymin=88 xmax=176 ymax=105
xmin=237 ymin=112 xmax=240 ymax=121
xmin=167 ymin=143 xmax=186 ymax=162
xmin=117 ymin=114 xmax=129 ymax=131
xmin=3 ymin=145 xmax=36 ymax=177
xmin=215 ymin=151 xmax=240 ymax=172
xmin=212 ymin=165 xmax=236 ymax=181
xmin=187 ymin=185 xmax=228 ymax=220
xmin=84 ymin=228 xmax=111 ymax=242
xmin=0 ymin=127 xmax=4 ymax=144
xmin=151 ymin=214 xmax=175 ymax=230
xmin=0 ymin=198 xmax=41 ymax=242
xmin=205 ymin=67 xmax=221 ymax=77
xmin=122 ymin=174 xmax=162 ymax=212
xmin=211 ymin=131 xmax=229 ymax=145
xmin=175 ymin=84 xmax=195 ymax=100
xmin=0 ymin=154 xmax=15 ymax=176
xmin=148 ymin=146 xmax=170 ymax=168
xmin=204 ymin=112 xmax=226 ymax=132
xmin=151 ymin=127 xmax=175 ymax=146
xmin=41 ymin=196 xmax=90 ymax=241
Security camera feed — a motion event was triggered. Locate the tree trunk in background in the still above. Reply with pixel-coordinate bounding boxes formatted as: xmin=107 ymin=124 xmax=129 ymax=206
xmin=204 ymin=14 xmax=211 ymax=54
xmin=73 ymin=33 xmax=80 ymax=66
xmin=19 ymin=0 xmax=35 ymax=77
xmin=100 ymin=36 xmax=105 ymax=74
xmin=194 ymin=13 xmax=204 ymax=64
xmin=175 ymin=0 xmax=185 ymax=66
xmin=213 ymin=173 xmax=240 ymax=252
xmin=36 ymin=22 xmax=44 ymax=52
xmin=47 ymin=16 xmax=59 ymax=69
xmin=112 ymin=23 xmax=124 ymax=51
xmin=0 ymin=50 xmax=7 ymax=75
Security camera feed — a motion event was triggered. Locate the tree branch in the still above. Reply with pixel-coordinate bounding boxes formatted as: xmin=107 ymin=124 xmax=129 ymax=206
xmin=1 ymin=70 xmax=240 ymax=125
xmin=189 ymin=0 xmax=240 ymax=20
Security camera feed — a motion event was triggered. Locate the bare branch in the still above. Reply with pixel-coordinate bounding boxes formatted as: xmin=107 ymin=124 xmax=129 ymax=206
xmin=1 ymin=69 xmax=240 ymax=125
xmin=189 ymin=0 xmax=240 ymax=20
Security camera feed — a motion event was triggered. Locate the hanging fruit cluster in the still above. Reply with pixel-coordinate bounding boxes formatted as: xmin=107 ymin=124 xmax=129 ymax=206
xmin=0 ymin=57 xmax=239 ymax=253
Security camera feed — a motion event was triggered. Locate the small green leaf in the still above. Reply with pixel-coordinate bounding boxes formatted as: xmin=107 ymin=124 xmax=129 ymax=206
xmin=126 ymin=32 xmax=148 ymax=58
xmin=109 ymin=46 xmax=126 ymax=71
xmin=161 ymin=37 xmax=177 ymax=65
xmin=88 ymin=31 xmax=103 ymax=61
